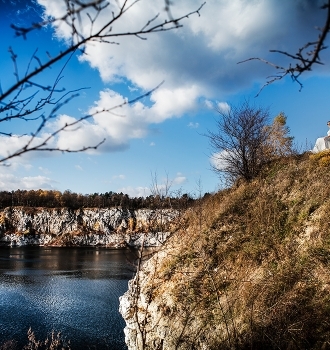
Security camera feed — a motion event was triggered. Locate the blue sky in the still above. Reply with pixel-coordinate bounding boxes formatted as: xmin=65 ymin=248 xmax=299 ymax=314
xmin=0 ymin=0 xmax=330 ymax=197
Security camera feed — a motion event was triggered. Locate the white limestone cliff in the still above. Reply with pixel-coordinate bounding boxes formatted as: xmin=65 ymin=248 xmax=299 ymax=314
xmin=119 ymin=247 xmax=178 ymax=350
xmin=0 ymin=207 xmax=177 ymax=247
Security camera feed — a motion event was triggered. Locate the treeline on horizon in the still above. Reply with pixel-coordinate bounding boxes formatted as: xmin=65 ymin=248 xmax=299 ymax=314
xmin=0 ymin=189 xmax=201 ymax=210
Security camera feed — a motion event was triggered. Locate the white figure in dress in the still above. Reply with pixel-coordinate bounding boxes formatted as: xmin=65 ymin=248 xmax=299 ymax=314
xmin=312 ymin=121 xmax=330 ymax=153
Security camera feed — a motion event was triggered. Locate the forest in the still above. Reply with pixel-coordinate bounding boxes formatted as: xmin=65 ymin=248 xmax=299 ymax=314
xmin=0 ymin=189 xmax=197 ymax=210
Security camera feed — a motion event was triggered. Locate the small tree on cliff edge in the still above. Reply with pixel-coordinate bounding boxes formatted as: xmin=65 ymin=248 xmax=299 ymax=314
xmin=264 ymin=112 xmax=294 ymax=158
xmin=208 ymin=101 xmax=293 ymax=184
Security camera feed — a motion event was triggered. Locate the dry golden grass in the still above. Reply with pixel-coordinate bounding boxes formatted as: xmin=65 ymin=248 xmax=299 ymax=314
xmin=138 ymin=153 xmax=330 ymax=349
xmin=0 ymin=328 xmax=70 ymax=350
xmin=310 ymin=149 xmax=330 ymax=167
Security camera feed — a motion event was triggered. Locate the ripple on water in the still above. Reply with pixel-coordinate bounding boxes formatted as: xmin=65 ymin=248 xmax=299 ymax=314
xmin=0 ymin=247 xmax=135 ymax=350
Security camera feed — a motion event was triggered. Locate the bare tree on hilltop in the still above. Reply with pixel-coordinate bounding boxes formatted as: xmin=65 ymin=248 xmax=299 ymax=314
xmin=1 ymin=0 xmax=329 ymax=165
xmin=208 ymin=101 xmax=270 ymax=183
xmin=0 ymin=0 xmax=204 ymax=164
xmin=208 ymin=101 xmax=294 ymax=184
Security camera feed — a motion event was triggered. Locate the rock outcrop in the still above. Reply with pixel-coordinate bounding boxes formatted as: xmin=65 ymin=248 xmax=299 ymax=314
xmin=119 ymin=248 xmax=174 ymax=350
xmin=0 ymin=207 xmax=177 ymax=247
xmin=119 ymin=154 xmax=330 ymax=349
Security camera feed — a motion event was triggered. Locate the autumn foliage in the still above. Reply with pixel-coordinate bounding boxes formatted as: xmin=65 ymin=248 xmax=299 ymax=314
xmin=0 ymin=189 xmax=195 ymax=210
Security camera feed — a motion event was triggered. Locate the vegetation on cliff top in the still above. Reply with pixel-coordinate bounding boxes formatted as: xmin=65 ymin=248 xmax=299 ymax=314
xmin=133 ymin=152 xmax=330 ymax=349
xmin=0 ymin=189 xmax=195 ymax=210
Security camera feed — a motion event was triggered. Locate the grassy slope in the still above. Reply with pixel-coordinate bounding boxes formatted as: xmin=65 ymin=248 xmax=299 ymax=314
xmin=138 ymin=153 xmax=330 ymax=350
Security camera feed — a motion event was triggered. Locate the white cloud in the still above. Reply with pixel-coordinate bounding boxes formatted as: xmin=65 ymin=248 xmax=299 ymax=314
xmin=217 ymin=102 xmax=231 ymax=114
xmin=118 ymin=186 xmax=151 ymax=197
xmin=210 ymin=151 xmax=232 ymax=171
xmin=22 ymin=163 xmax=33 ymax=170
xmin=0 ymin=172 xmax=56 ymax=191
xmin=113 ymin=174 xmax=126 ymax=180
xmin=173 ymin=175 xmax=187 ymax=185
xmin=150 ymin=142 xmax=156 ymax=146
xmin=52 ymin=86 xmax=200 ymax=153
xmin=148 ymin=85 xmax=201 ymax=122
xmin=205 ymin=100 xmax=214 ymax=109
xmin=0 ymin=134 xmax=55 ymax=162
xmin=188 ymin=122 xmax=199 ymax=129
xmin=0 ymin=161 xmax=57 ymax=191
xmin=75 ymin=165 xmax=83 ymax=171
xmin=128 ymin=85 xmax=139 ymax=93
xmin=38 ymin=167 xmax=51 ymax=175
xmin=34 ymin=0 xmax=329 ymax=154
xmin=39 ymin=0 xmax=328 ymax=96
xmin=53 ymin=114 xmax=109 ymax=153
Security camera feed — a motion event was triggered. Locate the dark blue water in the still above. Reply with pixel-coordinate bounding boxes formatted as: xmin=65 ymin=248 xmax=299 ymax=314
xmin=0 ymin=247 xmax=137 ymax=349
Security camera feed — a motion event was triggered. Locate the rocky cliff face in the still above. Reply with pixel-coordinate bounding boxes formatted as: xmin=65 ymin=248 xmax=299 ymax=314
xmin=119 ymin=155 xmax=330 ymax=349
xmin=119 ymin=248 xmax=175 ymax=350
xmin=0 ymin=207 xmax=177 ymax=247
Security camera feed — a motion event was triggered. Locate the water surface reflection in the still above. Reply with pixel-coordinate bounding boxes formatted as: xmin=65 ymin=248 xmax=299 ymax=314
xmin=0 ymin=247 xmax=137 ymax=349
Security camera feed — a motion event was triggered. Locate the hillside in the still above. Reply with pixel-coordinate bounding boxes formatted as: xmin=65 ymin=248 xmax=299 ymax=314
xmin=120 ymin=152 xmax=330 ymax=350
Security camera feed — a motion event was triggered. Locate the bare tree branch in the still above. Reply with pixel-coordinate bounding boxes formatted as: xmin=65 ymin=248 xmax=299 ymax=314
xmin=0 ymin=0 xmax=205 ymax=163
xmin=1 ymin=1 xmax=205 ymax=103
xmin=239 ymin=0 xmax=330 ymax=95
xmin=207 ymin=102 xmax=294 ymax=184
xmin=207 ymin=101 xmax=271 ymax=183
xmin=1 ymin=82 xmax=164 ymax=164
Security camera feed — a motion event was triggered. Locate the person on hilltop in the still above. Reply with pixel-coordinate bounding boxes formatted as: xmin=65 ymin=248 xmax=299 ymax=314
xmin=312 ymin=121 xmax=330 ymax=153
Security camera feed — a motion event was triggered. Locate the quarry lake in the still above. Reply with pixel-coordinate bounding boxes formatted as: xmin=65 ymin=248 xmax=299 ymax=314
xmin=0 ymin=246 xmax=137 ymax=349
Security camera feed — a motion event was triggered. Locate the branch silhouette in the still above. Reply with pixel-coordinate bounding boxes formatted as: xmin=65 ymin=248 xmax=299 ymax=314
xmin=238 ymin=0 xmax=330 ymax=96
xmin=0 ymin=0 xmax=205 ymax=163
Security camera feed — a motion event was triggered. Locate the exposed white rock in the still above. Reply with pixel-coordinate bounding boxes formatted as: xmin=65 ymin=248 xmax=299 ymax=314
xmin=119 ymin=248 xmax=175 ymax=350
xmin=0 ymin=207 xmax=177 ymax=247
xmin=0 ymin=206 xmax=181 ymax=349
